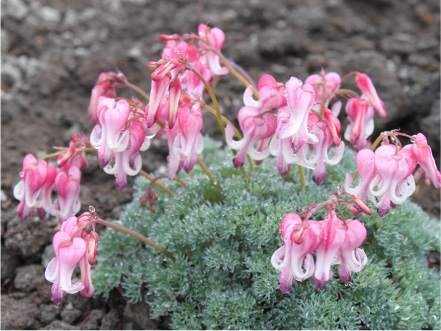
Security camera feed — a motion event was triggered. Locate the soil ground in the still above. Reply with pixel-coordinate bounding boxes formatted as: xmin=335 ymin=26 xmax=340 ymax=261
xmin=1 ymin=0 xmax=440 ymax=329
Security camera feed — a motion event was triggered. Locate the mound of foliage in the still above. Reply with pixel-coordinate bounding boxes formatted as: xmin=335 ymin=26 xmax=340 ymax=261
xmin=94 ymin=138 xmax=440 ymax=330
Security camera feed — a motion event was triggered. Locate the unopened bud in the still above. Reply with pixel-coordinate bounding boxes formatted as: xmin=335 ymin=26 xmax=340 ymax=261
xmin=159 ymin=34 xmax=180 ymax=42
xmin=345 ymin=203 xmax=359 ymax=215
xmin=87 ymin=231 xmax=98 ymax=265
xmin=351 ymin=195 xmax=371 ymax=215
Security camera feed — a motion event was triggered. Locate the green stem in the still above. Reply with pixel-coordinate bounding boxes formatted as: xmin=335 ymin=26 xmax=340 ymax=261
xmin=298 ymin=165 xmax=306 ymax=189
xmin=94 ymin=218 xmax=175 ymax=262
xmin=187 ymin=65 xmax=225 ymax=136
xmin=196 ymin=157 xmax=223 ymax=196
xmin=333 ymin=89 xmax=360 ymax=98
xmin=139 ymin=170 xmax=174 ymax=197
xmin=197 ymin=101 xmax=254 ymax=173
xmin=188 ymin=65 xmax=250 ymax=178
xmin=125 ymin=81 xmax=150 ymax=102
xmin=209 ymin=48 xmax=259 ymax=100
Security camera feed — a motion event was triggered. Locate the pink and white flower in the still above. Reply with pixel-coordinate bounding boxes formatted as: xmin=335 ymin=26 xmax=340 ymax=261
xmin=165 ymin=103 xmax=204 ymax=179
xmin=344 ymin=98 xmax=375 ymax=150
xmin=355 ymin=72 xmax=386 ymax=119
xmin=88 ymin=72 xmax=126 ymax=124
xmin=271 ymin=213 xmax=322 ymax=294
xmin=411 ymin=133 xmax=441 ymax=189
xmin=369 ymin=144 xmax=417 ymax=217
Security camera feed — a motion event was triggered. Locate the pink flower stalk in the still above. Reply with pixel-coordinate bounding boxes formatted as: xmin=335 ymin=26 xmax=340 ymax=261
xmin=104 ymin=119 xmax=150 ymax=191
xmin=225 ymin=106 xmax=277 ymax=168
xmin=337 ymin=219 xmax=367 ymax=284
xmin=411 ymin=133 xmax=441 ymax=189
xmin=313 ymin=212 xmax=347 ymax=290
xmin=14 ymin=154 xmax=57 ymax=220
xmin=355 ymin=72 xmax=386 ymax=119
xmin=90 ymin=98 xmax=131 ymax=168
xmin=165 ymin=103 xmax=204 ymax=179
xmin=345 ymin=148 xmax=377 ymax=206
xmin=369 ymin=144 xmax=417 ymax=217
xmin=88 ymin=71 xmax=126 ymax=124
xmin=45 ymin=214 xmax=97 ymax=306
xmin=271 ymin=213 xmax=322 ymax=294
xmin=53 ymin=165 xmax=81 ymax=221
xmin=305 ymin=70 xmax=341 ymax=112
xmin=198 ymin=24 xmax=229 ymax=76
xmin=344 ymin=98 xmax=375 ymax=150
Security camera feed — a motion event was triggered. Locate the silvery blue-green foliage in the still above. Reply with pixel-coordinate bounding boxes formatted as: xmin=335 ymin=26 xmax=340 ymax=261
xmin=94 ymin=137 xmax=440 ymax=330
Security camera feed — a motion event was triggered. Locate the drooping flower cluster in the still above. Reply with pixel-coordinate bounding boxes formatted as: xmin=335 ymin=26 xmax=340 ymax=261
xmin=90 ymin=98 xmax=151 ymax=191
xmin=45 ymin=213 xmax=98 ymax=306
xmin=271 ymin=208 xmax=367 ymax=294
xmin=227 ymin=72 xmax=346 ymax=184
xmin=344 ymin=72 xmax=387 ymax=150
xmin=346 ymin=132 xmax=441 ymax=216
xmin=14 ymin=134 xmax=90 ymax=222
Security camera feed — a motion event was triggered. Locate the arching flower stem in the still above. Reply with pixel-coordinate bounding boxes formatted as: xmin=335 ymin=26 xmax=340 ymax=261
xmin=94 ymin=218 xmax=175 ymax=262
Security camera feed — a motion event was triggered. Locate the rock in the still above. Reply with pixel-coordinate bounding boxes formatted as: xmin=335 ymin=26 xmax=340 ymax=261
xmin=42 ymin=244 xmax=56 ymax=268
xmin=1 ymin=29 xmax=10 ymax=53
xmin=2 ymin=0 xmax=29 ymax=20
xmin=420 ymin=99 xmax=441 ymax=153
xmin=61 ymin=303 xmax=82 ymax=324
xmin=1 ymin=61 xmax=22 ymax=89
xmin=30 ymin=64 xmax=69 ymax=96
xmin=14 ymin=264 xmax=45 ymax=292
xmin=38 ymin=6 xmax=61 ymax=25
xmin=4 ymin=215 xmax=53 ymax=259
xmin=124 ymin=301 xmax=156 ymax=329
xmin=100 ymin=309 xmax=120 ymax=330
xmin=1 ymin=248 xmax=19 ymax=280
xmin=290 ymin=6 xmax=331 ymax=31
xmin=82 ymin=309 xmax=104 ymax=330
xmin=35 ymin=276 xmax=54 ymax=304
xmin=1 ymin=296 xmax=39 ymax=329
xmin=39 ymin=304 xmax=59 ymax=325
xmin=42 ymin=320 xmax=79 ymax=330
xmin=380 ymin=33 xmax=416 ymax=55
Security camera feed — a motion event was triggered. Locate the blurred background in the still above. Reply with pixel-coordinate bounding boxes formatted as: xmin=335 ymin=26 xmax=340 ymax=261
xmin=1 ymin=0 xmax=439 ymax=329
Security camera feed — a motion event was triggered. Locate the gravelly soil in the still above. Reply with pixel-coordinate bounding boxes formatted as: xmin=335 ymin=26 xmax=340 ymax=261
xmin=1 ymin=0 xmax=440 ymax=329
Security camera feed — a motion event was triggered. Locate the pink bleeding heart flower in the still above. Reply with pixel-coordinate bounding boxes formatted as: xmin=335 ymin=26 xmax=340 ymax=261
xmin=305 ymin=71 xmax=341 ymax=111
xmin=243 ymin=75 xmax=287 ymax=111
xmin=104 ymin=119 xmax=150 ymax=191
xmin=277 ymin=77 xmax=316 ymax=141
xmin=337 ymin=219 xmax=368 ymax=284
xmin=45 ymin=218 xmax=87 ymax=306
xmin=225 ymin=106 xmax=277 ymax=168
xmin=355 ymin=72 xmax=386 ymax=119
xmin=271 ymin=214 xmax=322 ymax=294
xmin=344 ymin=98 xmax=375 ymax=151
xmin=198 ymin=24 xmax=229 ymax=76
xmin=90 ymin=98 xmax=131 ymax=168
xmin=165 ymin=103 xmax=204 ymax=179
xmin=53 ymin=166 xmax=81 ymax=222
xmin=35 ymin=165 xmax=58 ymax=219
xmin=345 ymin=148 xmax=377 ymax=208
xmin=146 ymin=75 xmax=172 ymax=128
xmin=58 ymin=134 xmax=91 ymax=171
xmin=302 ymin=111 xmax=345 ymax=186
xmin=369 ymin=144 xmax=418 ymax=217
xmin=14 ymin=154 xmax=57 ymax=220
xmin=269 ymin=107 xmax=311 ymax=177
xmin=411 ymin=133 xmax=441 ymax=189
xmin=313 ymin=212 xmax=347 ymax=290
xmin=88 ymin=72 xmax=126 ymax=124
